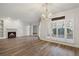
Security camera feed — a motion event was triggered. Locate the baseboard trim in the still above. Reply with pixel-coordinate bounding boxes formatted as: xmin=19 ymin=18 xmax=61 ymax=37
xmin=39 ymin=38 xmax=79 ymax=49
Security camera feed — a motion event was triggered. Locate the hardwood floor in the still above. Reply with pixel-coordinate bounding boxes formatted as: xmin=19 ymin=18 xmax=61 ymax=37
xmin=0 ymin=36 xmax=79 ymax=56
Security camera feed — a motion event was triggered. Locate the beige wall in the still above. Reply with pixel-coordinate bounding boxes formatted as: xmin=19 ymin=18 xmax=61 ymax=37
xmin=39 ymin=8 xmax=79 ymax=48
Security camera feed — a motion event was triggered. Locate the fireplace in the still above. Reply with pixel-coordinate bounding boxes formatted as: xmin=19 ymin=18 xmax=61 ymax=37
xmin=8 ymin=32 xmax=16 ymax=38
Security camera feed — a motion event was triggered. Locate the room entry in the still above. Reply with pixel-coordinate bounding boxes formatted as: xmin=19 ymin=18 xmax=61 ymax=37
xmin=33 ymin=25 xmax=38 ymax=36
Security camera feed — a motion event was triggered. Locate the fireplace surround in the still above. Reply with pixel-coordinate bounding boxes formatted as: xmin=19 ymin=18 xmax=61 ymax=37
xmin=6 ymin=28 xmax=17 ymax=39
xmin=8 ymin=32 xmax=16 ymax=38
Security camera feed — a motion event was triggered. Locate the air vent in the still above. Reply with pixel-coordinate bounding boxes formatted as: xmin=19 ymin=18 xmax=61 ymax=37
xmin=51 ymin=16 xmax=65 ymax=21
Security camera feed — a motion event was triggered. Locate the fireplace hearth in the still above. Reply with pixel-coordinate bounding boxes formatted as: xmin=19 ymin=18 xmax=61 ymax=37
xmin=8 ymin=32 xmax=16 ymax=38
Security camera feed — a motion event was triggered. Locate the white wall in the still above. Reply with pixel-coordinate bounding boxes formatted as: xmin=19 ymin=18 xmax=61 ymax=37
xmin=39 ymin=19 xmax=48 ymax=39
xmin=0 ymin=17 xmax=25 ymax=39
xmin=0 ymin=18 xmax=39 ymax=39
xmin=39 ymin=8 xmax=79 ymax=48
xmin=0 ymin=17 xmax=40 ymax=39
xmin=23 ymin=25 xmax=36 ymax=36
xmin=30 ymin=25 xmax=33 ymax=36
xmin=24 ymin=25 xmax=31 ymax=36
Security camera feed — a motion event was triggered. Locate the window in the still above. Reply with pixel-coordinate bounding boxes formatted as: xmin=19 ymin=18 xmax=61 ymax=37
xmin=0 ymin=20 xmax=3 ymax=37
xmin=57 ymin=20 xmax=65 ymax=38
xmin=51 ymin=21 xmax=57 ymax=37
xmin=66 ymin=20 xmax=73 ymax=39
xmin=51 ymin=16 xmax=73 ymax=40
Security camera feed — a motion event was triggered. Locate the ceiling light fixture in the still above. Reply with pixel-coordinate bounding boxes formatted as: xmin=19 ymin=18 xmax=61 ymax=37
xmin=41 ymin=3 xmax=52 ymax=20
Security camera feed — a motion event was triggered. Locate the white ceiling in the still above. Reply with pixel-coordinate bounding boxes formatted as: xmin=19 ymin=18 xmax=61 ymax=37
xmin=0 ymin=3 xmax=43 ymax=25
xmin=0 ymin=3 xmax=79 ymax=25
xmin=47 ymin=3 xmax=79 ymax=13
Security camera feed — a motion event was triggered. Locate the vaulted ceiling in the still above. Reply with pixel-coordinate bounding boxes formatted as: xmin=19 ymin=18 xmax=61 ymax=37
xmin=0 ymin=3 xmax=79 ymax=25
xmin=47 ymin=3 xmax=79 ymax=13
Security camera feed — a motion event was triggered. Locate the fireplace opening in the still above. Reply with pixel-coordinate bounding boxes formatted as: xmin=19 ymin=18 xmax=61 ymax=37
xmin=8 ymin=32 xmax=16 ymax=38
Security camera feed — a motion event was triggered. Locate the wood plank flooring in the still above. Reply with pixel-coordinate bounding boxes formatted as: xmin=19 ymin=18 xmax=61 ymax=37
xmin=0 ymin=36 xmax=79 ymax=56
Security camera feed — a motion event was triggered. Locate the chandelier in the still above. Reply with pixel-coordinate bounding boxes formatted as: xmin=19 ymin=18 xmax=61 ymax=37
xmin=41 ymin=3 xmax=52 ymax=19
